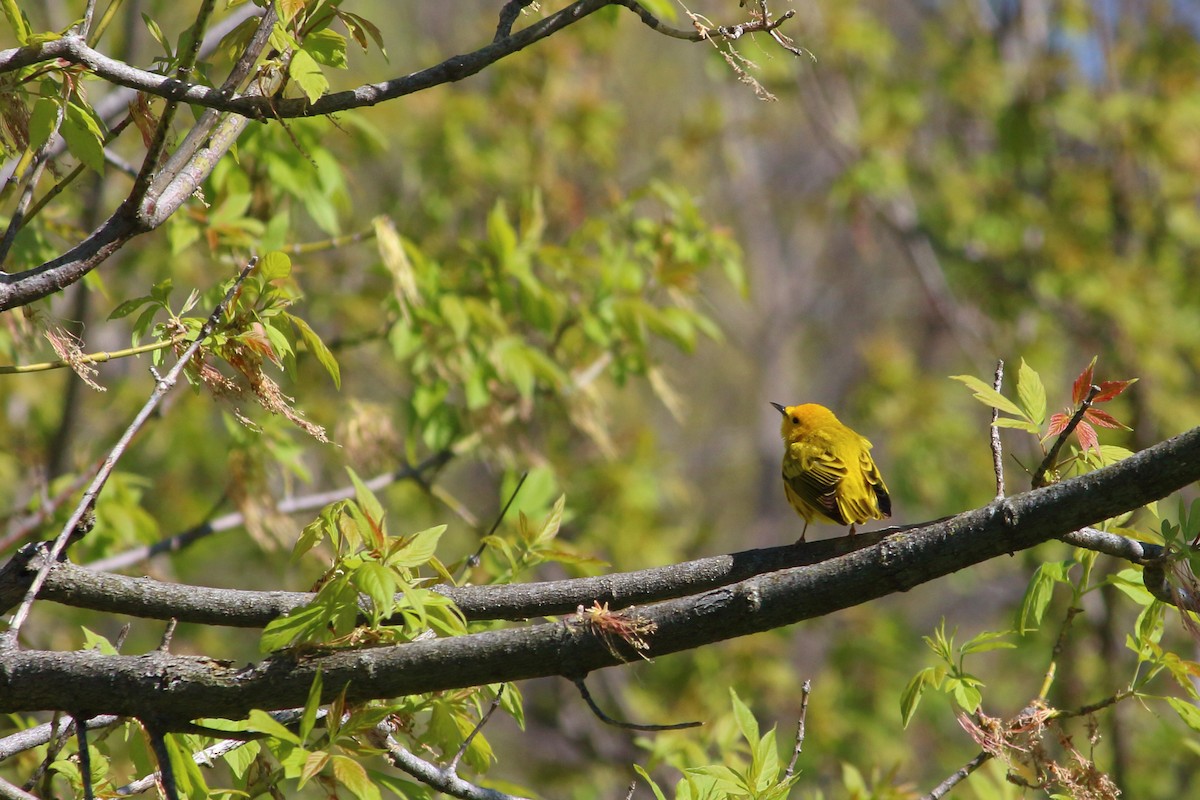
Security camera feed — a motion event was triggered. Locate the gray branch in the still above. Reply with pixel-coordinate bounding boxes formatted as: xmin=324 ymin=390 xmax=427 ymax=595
xmin=0 ymin=424 xmax=1197 ymax=721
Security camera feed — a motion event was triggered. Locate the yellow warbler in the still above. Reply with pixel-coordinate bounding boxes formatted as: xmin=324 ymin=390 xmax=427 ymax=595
xmin=771 ymin=402 xmax=891 ymax=541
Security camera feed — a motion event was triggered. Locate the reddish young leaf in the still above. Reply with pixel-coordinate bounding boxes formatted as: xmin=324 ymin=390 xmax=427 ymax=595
xmin=1071 ymin=357 xmax=1097 ymax=404
xmin=1085 ymin=407 xmax=1128 ymax=430
xmin=1093 ymin=378 xmax=1137 ymax=403
xmin=1046 ymin=412 xmax=1071 ymax=438
xmin=1074 ymin=420 xmax=1099 ymax=454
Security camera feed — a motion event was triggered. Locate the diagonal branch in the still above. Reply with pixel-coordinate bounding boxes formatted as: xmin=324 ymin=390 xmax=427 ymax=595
xmin=0 ymin=259 xmax=257 ymax=646
xmin=1 ymin=424 xmax=1197 ymax=720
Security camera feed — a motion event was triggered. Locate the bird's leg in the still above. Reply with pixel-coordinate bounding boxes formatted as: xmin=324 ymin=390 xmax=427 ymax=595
xmin=847 ymin=524 xmax=858 ymax=536
xmin=795 ymin=519 xmax=810 ymax=544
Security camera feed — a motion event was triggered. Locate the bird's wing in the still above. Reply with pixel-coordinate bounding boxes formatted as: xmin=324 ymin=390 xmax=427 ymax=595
xmin=783 ymin=444 xmax=849 ymax=525
xmin=859 ymin=443 xmax=892 ymax=517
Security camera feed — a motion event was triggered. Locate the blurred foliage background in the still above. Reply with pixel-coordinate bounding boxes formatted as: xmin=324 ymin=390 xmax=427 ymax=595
xmin=3 ymin=1 xmax=1200 ymax=797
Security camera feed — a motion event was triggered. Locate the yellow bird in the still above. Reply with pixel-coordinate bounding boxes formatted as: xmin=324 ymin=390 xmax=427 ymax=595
xmin=771 ymin=402 xmax=891 ymax=541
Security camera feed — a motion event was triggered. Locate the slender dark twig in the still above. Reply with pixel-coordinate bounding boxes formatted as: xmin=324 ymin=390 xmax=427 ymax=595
xmin=495 ymin=0 xmax=537 ymax=41
xmin=447 ymin=686 xmax=506 ymax=775
xmin=145 ymin=726 xmax=180 ymax=800
xmin=2 ymin=258 xmax=257 ymax=646
xmin=158 ymin=619 xmax=178 ymax=652
xmin=783 ymin=680 xmax=811 ymax=780
xmin=75 ymin=719 xmax=94 ymax=800
xmin=990 ymin=359 xmax=1005 ymax=499
xmin=573 ymin=678 xmax=702 ymax=731
xmin=460 ymin=471 xmax=528 ymax=579
xmin=920 ymin=750 xmax=992 ymax=800
xmin=1033 ymin=384 xmax=1100 ymax=489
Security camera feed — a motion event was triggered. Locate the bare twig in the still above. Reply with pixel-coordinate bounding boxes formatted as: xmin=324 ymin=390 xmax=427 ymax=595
xmin=21 ymin=712 xmax=73 ymax=792
xmin=920 ymin=750 xmax=992 ymax=800
xmin=573 ymin=678 xmax=702 ymax=731
xmin=0 ymin=716 xmax=119 ymax=763
xmin=495 ymin=0 xmax=538 ymax=41
xmin=1 ymin=258 xmax=257 ymax=646
xmin=85 ymin=449 xmax=453 ymax=572
xmin=990 ymin=359 xmax=1005 ymax=499
xmin=447 ymin=686 xmax=506 ymax=775
xmin=158 ymin=619 xmax=178 ymax=652
xmin=0 ymin=777 xmax=38 ymax=800
xmin=127 ymin=0 xmax=218 ymax=207
xmin=76 ymin=719 xmax=95 ymax=800
xmin=460 ymin=471 xmax=528 ymax=578
xmin=0 ymin=336 xmax=184 ymax=374
xmin=371 ymin=722 xmax=532 ymax=800
xmin=783 ymin=679 xmax=811 ymax=780
xmin=144 ymin=725 xmax=180 ymax=800
xmin=1033 ymin=384 xmax=1100 ymax=489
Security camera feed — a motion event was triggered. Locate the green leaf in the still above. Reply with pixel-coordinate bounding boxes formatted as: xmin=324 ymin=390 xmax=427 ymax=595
xmin=346 ymin=467 xmax=386 ymax=534
xmin=289 ymin=48 xmax=328 ymax=103
xmin=287 ymin=312 xmax=342 ymax=389
xmin=634 ymin=765 xmax=668 ymax=800
xmin=900 ymin=666 xmax=939 ymax=728
xmin=299 ymin=750 xmax=330 ymax=788
xmin=534 ymin=495 xmax=565 ymax=547
xmin=1016 ymin=359 xmax=1047 ymax=427
xmin=299 ymin=670 xmax=323 ymax=743
xmin=27 ymin=97 xmax=60 ymax=151
xmin=2 ymin=0 xmax=32 ymax=44
xmin=1017 ymin=562 xmax=1063 ymax=634
xmin=303 ymin=29 xmax=348 ymax=68
xmin=390 ymin=524 xmax=447 ymax=568
xmin=247 ymin=709 xmax=302 ymax=744
xmin=729 ymin=688 xmax=759 ymax=745
xmin=960 ymin=629 xmax=1016 ymax=655
xmin=331 ymin=754 xmax=382 ymax=800
xmin=61 ymin=102 xmax=105 ymax=173
xmin=259 ymin=602 xmax=329 ymax=653
xmin=950 ymin=374 xmax=1025 ymax=418
xmin=992 ymin=417 xmax=1042 ymax=434
xmin=1167 ymin=697 xmax=1200 ymax=733
xmin=258 ymin=250 xmax=292 ymax=281
xmin=353 ymin=561 xmax=397 ymax=620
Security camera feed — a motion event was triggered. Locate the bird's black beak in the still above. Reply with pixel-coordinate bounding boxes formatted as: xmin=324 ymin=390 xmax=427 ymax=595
xmin=770 ymin=402 xmax=787 ymax=416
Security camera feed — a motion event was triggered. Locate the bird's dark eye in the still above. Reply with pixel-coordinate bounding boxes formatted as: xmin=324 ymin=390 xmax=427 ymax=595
xmin=791 ymin=416 xmax=799 ymax=424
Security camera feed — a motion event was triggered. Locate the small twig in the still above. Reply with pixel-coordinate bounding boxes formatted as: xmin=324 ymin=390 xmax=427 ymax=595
xmin=919 ymin=750 xmax=992 ymax=800
xmin=447 ymin=685 xmax=506 ymax=775
xmin=783 ymin=679 xmax=811 ymax=780
xmin=127 ymin=0 xmax=218 ymax=208
xmin=371 ymin=722 xmax=532 ymax=800
xmin=75 ymin=718 xmax=94 ymax=800
xmin=990 ymin=359 xmax=1005 ymax=499
xmin=86 ymin=449 xmax=452 ymax=572
xmin=0 ymin=461 xmax=99 ymax=552
xmin=157 ymin=619 xmax=178 ymax=652
xmin=623 ymin=780 xmax=636 ymax=800
xmin=144 ymin=725 xmax=180 ymax=800
xmin=1039 ymin=606 xmax=1082 ymax=701
xmin=0 ymin=336 xmax=183 ymax=374
xmin=2 ymin=258 xmax=257 ymax=646
xmin=0 ymin=716 xmax=119 ymax=763
xmin=494 ymin=0 xmax=537 ymax=41
xmin=114 ymin=623 xmax=131 ymax=652
xmin=22 ymin=713 xmax=73 ymax=792
xmin=1033 ymin=384 xmax=1100 ymax=489
xmin=0 ymin=776 xmax=38 ymax=800
xmin=573 ymin=678 xmax=702 ymax=731
xmin=459 ymin=472 xmax=528 ymax=579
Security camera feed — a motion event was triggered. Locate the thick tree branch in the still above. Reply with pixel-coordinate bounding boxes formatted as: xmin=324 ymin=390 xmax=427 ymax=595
xmin=0 ymin=425 xmax=1197 ymax=720
xmin=0 ymin=0 xmax=796 ymax=124
xmin=0 ymin=529 xmax=883 ymax=626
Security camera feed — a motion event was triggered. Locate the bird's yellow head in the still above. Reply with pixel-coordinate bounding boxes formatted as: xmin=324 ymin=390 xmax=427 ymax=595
xmin=771 ymin=401 xmax=838 ymax=443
